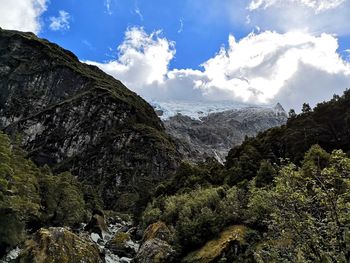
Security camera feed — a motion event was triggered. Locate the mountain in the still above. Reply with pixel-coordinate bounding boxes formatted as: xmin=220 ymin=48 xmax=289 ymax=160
xmin=0 ymin=28 xmax=179 ymax=212
xmin=163 ymin=104 xmax=288 ymax=163
xmin=3 ymin=27 xmax=350 ymax=263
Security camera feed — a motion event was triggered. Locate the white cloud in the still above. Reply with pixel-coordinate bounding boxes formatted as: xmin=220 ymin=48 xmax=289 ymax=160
xmin=86 ymin=27 xmax=350 ymax=110
xmin=105 ymin=0 xmax=112 ymax=15
xmin=178 ymin=18 xmax=184 ymax=33
xmin=86 ymin=27 xmax=176 ymax=90
xmin=246 ymin=0 xmax=350 ymax=35
xmin=203 ymin=32 xmax=349 ymax=98
xmin=0 ymin=0 xmax=47 ymax=33
xmin=135 ymin=6 xmax=144 ymax=21
xmin=49 ymin=10 xmax=70 ymax=31
xmin=248 ymin=0 xmax=346 ymax=13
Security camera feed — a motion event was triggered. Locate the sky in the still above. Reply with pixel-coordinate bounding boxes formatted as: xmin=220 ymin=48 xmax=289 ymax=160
xmin=1 ymin=0 xmax=350 ymax=111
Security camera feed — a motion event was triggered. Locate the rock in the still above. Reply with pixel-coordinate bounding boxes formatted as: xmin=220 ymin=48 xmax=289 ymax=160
xmin=0 ymin=28 xmax=180 ymax=212
xmin=120 ymin=226 xmax=129 ymax=233
xmin=2 ymin=246 xmax=21 ymax=262
xmin=155 ymin=110 xmax=164 ymax=117
xmin=120 ymin=257 xmax=132 ymax=263
xmin=17 ymin=227 xmax=102 ymax=263
xmin=84 ymin=213 xmax=109 ymax=239
xmin=135 ymin=230 xmax=144 ymax=241
xmin=182 ymin=225 xmax=248 ymax=263
xmin=133 ymin=238 xmax=175 ymax=263
xmin=142 ymin=222 xmax=173 ymax=243
xmin=105 ymin=232 xmax=139 ymax=258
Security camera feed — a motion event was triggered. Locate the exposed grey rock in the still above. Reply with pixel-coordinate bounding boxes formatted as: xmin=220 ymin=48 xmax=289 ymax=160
xmin=132 ymin=238 xmax=175 ymax=263
xmin=164 ymin=105 xmax=287 ymax=163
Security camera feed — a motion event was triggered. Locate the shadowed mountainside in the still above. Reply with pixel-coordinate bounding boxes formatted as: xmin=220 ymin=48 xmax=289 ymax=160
xmin=0 ymin=28 xmax=179 ymax=212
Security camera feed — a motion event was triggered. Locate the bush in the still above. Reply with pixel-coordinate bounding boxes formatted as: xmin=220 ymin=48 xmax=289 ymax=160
xmin=143 ymin=186 xmax=246 ymax=253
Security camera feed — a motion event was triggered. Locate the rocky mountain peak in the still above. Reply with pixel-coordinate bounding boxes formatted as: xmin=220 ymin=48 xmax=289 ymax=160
xmin=274 ymin=102 xmax=286 ymax=112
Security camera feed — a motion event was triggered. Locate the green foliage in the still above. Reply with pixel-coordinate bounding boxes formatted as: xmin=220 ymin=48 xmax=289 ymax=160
xmin=143 ymin=186 xmax=246 ymax=253
xmin=0 ymin=132 xmax=87 ymax=254
xmin=0 ymin=212 xmax=25 ymax=256
xmin=154 ymin=159 xmax=225 ymax=197
xmin=250 ymin=148 xmax=350 ymax=262
xmin=39 ymin=172 xmax=86 ymax=226
xmin=0 ymin=132 xmax=41 ymax=254
xmin=255 ymin=160 xmax=277 ymax=188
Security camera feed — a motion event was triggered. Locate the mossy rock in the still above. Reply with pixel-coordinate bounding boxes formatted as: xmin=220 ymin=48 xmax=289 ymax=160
xmin=182 ymin=225 xmax=248 ymax=263
xmin=105 ymin=232 xmax=138 ymax=258
xmin=17 ymin=227 xmax=102 ymax=263
xmin=142 ymin=222 xmax=173 ymax=243
xmin=133 ymin=238 xmax=175 ymax=263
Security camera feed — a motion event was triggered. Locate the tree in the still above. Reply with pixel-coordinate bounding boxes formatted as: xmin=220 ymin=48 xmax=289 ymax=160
xmin=39 ymin=172 xmax=86 ymax=226
xmin=0 ymin=132 xmax=40 ymax=255
xmin=0 ymin=131 xmax=87 ymax=255
xmin=302 ymin=103 xmax=312 ymax=113
xmin=255 ymin=160 xmax=277 ymax=187
xmin=251 ymin=147 xmax=350 ymax=262
xmin=288 ymin=109 xmax=297 ymax=119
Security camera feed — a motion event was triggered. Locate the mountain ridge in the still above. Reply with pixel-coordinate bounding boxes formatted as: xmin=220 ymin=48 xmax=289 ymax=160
xmin=0 ymin=28 xmax=179 ymax=212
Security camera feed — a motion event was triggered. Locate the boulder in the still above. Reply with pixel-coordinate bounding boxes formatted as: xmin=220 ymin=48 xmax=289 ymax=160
xmin=17 ymin=227 xmax=102 ymax=263
xmin=182 ymin=225 xmax=248 ymax=263
xmin=105 ymin=232 xmax=138 ymax=258
xmin=142 ymin=222 xmax=173 ymax=243
xmin=133 ymin=238 xmax=175 ymax=263
xmin=84 ymin=213 xmax=109 ymax=239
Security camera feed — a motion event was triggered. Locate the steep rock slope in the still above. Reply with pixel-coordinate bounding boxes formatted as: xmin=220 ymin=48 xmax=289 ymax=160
xmin=164 ymin=104 xmax=287 ymax=162
xmin=0 ymin=28 xmax=178 ymax=211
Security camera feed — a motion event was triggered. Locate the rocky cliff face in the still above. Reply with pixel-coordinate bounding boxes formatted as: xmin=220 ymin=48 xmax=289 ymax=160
xmin=0 ymin=28 xmax=178 ymax=211
xmin=164 ymin=104 xmax=287 ymax=163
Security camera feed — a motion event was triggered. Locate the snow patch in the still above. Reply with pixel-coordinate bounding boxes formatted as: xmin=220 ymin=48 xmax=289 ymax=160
xmin=149 ymin=100 xmax=273 ymax=120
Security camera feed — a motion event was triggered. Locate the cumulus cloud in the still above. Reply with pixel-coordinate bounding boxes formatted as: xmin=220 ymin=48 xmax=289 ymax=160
xmin=49 ymin=10 xmax=70 ymax=31
xmin=86 ymin=27 xmax=350 ymax=110
xmin=86 ymin=27 xmax=176 ymax=92
xmin=246 ymin=0 xmax=350 ymax=35
xmin=0 ymin=0 xmax=47 ymax=33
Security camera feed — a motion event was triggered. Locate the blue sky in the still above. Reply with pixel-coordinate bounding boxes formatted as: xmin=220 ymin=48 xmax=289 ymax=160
xmin=39 ymin=0 xmax=252 ymax=70
xmin=1 ymin=0 xmax=350 ymax=110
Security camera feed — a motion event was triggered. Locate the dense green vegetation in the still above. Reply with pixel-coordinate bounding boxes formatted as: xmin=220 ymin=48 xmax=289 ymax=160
xmin=0 ymin=132 xmax=89 ymax=255
xmin=144 ymin=145 xmax=350 ymax=261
